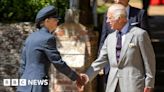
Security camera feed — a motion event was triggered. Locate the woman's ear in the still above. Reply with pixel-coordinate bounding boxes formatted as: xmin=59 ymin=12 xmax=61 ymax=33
xmin=44 ymin=18 xmax=49 ymax=23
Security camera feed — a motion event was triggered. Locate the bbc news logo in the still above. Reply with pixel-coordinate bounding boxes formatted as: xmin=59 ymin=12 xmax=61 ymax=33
xmin=3 ymin=79 xmax=48 ymax=86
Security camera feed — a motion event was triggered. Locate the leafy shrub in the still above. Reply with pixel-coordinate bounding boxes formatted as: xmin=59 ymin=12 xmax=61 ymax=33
xmin=0 ymin=0 xmax=68 ymax=23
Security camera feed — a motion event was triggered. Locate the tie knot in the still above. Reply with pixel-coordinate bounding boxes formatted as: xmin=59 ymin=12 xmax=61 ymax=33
xmin=118 ymin=31 xmax=122 ymax=34
xmin=117 ymin=31 xmax=122 ymax=37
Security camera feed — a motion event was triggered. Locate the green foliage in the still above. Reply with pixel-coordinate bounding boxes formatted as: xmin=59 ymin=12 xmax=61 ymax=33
xmin=97 ymin=5 xmax=108 ymax=14
xmin=0 ymin=0 xmax=68 ymax=22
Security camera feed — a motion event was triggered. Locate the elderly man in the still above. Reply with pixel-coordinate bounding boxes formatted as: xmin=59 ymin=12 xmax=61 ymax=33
xmin=99 ymin=0 xmax=149 ymax=88
xmin=99 ymin=0 xmax=149 ymax=52
xmin=78 ymin=4 xmax=155 ymax=92
xmin=17 ymin=5 xmax=84 ymax=92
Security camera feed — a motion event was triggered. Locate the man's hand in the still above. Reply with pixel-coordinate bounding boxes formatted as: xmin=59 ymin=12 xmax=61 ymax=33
xmin=144 ymin=87 xmax=153 ymax=92
xmin=76 ymin=73 xmax=89 ymax=92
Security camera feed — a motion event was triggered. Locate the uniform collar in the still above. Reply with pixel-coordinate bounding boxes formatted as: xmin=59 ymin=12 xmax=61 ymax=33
xmin=40 ymin=27 xmax=55 ymax=34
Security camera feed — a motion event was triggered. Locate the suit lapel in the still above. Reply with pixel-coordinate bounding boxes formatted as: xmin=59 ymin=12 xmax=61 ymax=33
xmin=109 ymin=32 xmax=118 ymax=66
xmin=118 ymin=28 xmax=134 ymax=65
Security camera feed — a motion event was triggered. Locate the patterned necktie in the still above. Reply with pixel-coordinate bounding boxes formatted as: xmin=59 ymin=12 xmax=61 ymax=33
xmin=116 ymin=31 xmax=122 ymax=62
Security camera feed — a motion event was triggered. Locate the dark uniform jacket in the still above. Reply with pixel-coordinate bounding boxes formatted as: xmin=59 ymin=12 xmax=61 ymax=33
xmin=17 ymin=27 xmax=78 ymax=92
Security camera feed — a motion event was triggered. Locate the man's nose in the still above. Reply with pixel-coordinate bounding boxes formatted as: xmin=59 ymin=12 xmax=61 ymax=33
xmin=106 ymin=18 xmax=110 ymax=23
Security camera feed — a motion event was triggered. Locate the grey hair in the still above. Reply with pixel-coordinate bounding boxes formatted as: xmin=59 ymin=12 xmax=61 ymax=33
xmin=108 ymin=4 xmax=127 ymax=20
xmin=113 ymin=9 xmax=127 ymax=20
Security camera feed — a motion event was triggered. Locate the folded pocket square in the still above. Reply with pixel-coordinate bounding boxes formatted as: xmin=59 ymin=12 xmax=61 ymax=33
xmin=129 ymin=43 xmax=136 ymax=48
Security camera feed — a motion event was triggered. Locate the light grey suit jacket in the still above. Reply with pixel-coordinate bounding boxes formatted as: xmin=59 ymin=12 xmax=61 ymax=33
xmin=86 ymin=26 xmax=156 ymax=92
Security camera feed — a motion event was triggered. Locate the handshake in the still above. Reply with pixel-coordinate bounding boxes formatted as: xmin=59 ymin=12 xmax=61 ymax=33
xmin=76 ymin=73 xmax=89 ymax=91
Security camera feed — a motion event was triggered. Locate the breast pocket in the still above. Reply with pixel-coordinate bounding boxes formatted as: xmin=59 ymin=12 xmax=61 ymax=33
xmin=126 ymin=43 xmax=139 ymax=57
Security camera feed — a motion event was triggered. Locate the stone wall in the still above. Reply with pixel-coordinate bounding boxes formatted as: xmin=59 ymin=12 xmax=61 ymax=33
xmin=50 ymin=26 xmax=99 ymax=92
xmin=0 ymin=23 xmax=99 ymax=92
xmin=0 ymin=22 xmax=35 ymax=92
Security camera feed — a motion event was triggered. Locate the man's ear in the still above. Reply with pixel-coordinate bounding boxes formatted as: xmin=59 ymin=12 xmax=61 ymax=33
xmin=118 ymin=17 xmax=123 ymax=23
xmin=123 ymin=18 xmax=128 ymax=23
xmin=119 ymin=17 xmax=127 ymax=23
